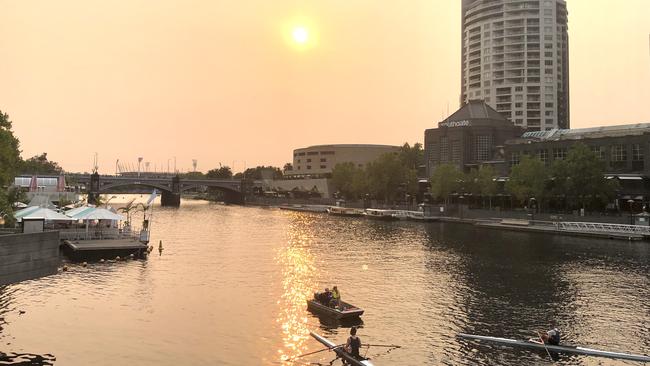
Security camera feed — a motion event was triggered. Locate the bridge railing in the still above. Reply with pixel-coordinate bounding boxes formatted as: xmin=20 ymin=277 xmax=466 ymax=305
xmin=555 ymin=222 xmax=650 ymax=235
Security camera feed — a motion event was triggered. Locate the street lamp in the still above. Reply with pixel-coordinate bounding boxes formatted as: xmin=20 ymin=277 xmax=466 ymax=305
xmin=627 ymin=199 xmax=635 ymax=225
xmin=138 ymin=157 xmax=143 ymax=178
xmin=529 ymin=197 xmax=537 ymax=222
xmin=459 ymin=195 xmax=465 ymax=220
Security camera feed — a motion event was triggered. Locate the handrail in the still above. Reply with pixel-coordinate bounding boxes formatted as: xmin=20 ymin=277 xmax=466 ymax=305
xmin=556 ymin=222 xmax=650 ymax=235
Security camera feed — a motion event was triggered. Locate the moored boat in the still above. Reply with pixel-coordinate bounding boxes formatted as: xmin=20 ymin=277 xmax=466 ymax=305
xmin=327 ymin=206 xmax=365 ymax=217
xmin=307 ymin=299 xmax=364 ymax=320
xmin=406 ymin=211 xmax=438 ymax=222
xmin=458 ymin=333 xmax=650 ymax=362
xmin=363 ymin=209 xmax=398 ymax=221
xmin=310 ymin=331 xmax=375 ymax=366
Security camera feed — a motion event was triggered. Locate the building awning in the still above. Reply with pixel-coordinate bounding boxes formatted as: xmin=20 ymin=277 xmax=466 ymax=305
xmin=605 ymin=174 xmax=644 ymax=180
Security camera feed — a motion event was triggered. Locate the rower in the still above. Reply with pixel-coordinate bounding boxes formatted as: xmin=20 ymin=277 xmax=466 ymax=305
xmin=345 ymin=326 xmax=362 ymax=361
xmin=531 ymin=326 xmax=561 ymax=345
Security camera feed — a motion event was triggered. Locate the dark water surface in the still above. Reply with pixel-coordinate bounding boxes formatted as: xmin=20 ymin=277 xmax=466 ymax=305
xmin=1 ymin=200 xmax=648 ymax=365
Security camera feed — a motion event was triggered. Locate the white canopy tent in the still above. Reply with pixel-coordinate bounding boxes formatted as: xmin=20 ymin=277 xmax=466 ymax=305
xmin=14 ymin=207 xmax=75 ymax=222
xmin=65 ymin=206 xmax=125 ymax=221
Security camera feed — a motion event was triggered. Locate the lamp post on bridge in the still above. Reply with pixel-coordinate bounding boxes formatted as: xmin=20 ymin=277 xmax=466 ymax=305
xmin=138 ymin=157 xmax=143 ymax=178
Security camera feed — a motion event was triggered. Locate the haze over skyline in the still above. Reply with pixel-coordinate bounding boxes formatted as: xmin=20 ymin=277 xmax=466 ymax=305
xmin=1 ymin=1 xmax=649 ymax=173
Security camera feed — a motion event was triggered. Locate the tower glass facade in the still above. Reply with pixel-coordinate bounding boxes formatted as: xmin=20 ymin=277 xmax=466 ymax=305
xmin=461 ymin=0 xmax=569 ymax=131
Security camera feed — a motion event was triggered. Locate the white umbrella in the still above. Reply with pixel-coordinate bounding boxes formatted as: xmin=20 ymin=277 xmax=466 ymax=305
xmin=13 ymin=202 xmax=28 ymax=208
xmin=66 ymin=207 xmax=125 ymax=221
xmin=15 ymin=207 xmax=75 ymax=222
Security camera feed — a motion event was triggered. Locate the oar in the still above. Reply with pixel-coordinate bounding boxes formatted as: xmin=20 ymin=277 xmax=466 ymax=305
xmin=363 ymin=344 xmax=402 ymax=348
xmin=281 ymin=344 xmax=345 ymax=363
xmin=537 ymin=331 xmax=554 ymax=361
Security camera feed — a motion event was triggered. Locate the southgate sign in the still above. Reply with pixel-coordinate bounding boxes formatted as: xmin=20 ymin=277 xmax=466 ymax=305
xmin=439 ymin=120 xmax=471 ymax=128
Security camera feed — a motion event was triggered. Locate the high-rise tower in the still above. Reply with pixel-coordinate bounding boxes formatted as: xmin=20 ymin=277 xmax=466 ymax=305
xmin=461 ymin=0 xmax=569 ymax=130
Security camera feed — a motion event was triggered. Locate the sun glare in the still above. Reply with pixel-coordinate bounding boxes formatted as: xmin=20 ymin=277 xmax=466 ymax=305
xmin=292 ymin=27 xmax=309 ymax=44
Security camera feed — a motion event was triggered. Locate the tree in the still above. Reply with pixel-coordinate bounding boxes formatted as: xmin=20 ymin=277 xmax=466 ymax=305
xmin=430 ymin=164 xmax=462 ymax=207
xmin=550 ymin=143 xmax=616 ymax=210
xmin=477 ymin=165 xmax=498 ymax=209
xmin=19 ymin=153 xmax=63 ymax=175
xmin=118 ymin=198 xmax=139 ymax=226
xmin=332 ymin=162 xmax=359 ymax=199
xmin=366 ymin=153 xmax=409 ymax=203
xmin=505 ymin=155 xmax=547 ymax=206
xmin=238 ymin=166 xmax=282 ymax=180
xmin=206 ymin=166 xmax=233 ymax=179
xmin=0 ymin=111 xmax=21 ymax=226
xmin=283 ymin=163 xmax=293 ymax=173
xmin=399 ymin=142 xmax=423 ymax=171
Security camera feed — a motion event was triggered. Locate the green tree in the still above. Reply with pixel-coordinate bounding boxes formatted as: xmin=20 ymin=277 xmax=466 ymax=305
xmin=18 ymin=153 xmax=63 ymax=175
xmin=331 ymin=162 xmax=360 ymax=199
xmin=477 ymin=165 xmax=498 ymax=209
xmin=399 ymin=142 xmax=423 ymax=170
xmin=182 ymin=171 xmax=205 ymax=179
xmin=118 ymin=198 xmax=139 ymax=226
xmin=206 ymin=166 xmax=233 ymax=179
xmin=550 ymin=143 xmax=616 ymax=210
xmin=505 ymin=155 xmax=547 ymax=206
xmin=366 ymin=153 xmax=409 ymax=203
xmin=430 ymin=163 xmax=462 ymax=207
xmin=0 ymin=111 xmax=21 ymax=226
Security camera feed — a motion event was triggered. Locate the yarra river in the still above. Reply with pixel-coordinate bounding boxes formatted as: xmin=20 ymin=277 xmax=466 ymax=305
xmin=1 ymin=199 xmax=649 ymax=365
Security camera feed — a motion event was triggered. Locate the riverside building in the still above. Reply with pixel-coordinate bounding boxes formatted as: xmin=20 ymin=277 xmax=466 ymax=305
xmin=461 ymin=0 xmax=569 ymax=131
xmin=286 ymin=144 xmax=401 ymax=177
xmin=424 ymin=100 xmax=524 ymax=176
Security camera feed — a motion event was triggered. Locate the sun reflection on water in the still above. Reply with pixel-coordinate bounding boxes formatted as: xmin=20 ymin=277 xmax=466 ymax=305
xmin=276 ymin=215 xmax=318 ymax=362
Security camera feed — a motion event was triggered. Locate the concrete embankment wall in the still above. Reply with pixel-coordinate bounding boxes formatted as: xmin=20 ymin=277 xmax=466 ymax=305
xmin=0 ymin=231 xmax=60 ymax=286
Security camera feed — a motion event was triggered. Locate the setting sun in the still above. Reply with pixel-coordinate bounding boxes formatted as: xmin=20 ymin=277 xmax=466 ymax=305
xmin=292 ymin=27 xmax=308 ymax=44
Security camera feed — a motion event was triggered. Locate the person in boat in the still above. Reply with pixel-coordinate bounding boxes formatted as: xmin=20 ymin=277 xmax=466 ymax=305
xmin=345 ymin=326 xmax=362 ymax=361
xmin=319 ymin=288 xmax=332 ymax=306
xmin=531 ymin=327 xmax=561 ymax=345
xmin=331 ymin=286 xmax=340 ymax=308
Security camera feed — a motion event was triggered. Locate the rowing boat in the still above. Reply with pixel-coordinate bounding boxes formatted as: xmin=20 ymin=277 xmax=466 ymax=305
xmin=307 ymin=299 xmax=364 ymax=320
xmin=458 ymin=333 xmax=650 ymax=362
xmin=310 ymin=331 xmax=375 ymax=366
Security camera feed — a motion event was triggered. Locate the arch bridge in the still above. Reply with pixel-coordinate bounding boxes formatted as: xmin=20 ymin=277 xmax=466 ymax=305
xmin=69 ymin=173 xmax=244 ymax=207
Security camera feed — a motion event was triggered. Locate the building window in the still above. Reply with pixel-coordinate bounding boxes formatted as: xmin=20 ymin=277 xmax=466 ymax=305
xmin=510 ymin=152 xmax=520 ymax=166
xmin=452 ymin=141 xmax=461 ymax=163
xmin=537 ymin=149 xmax=548 ymax=163
xmin=515 ymin=86 xmax=523 ymax=92
xmin=320 ymin=165 xmax=327 ymax=169
xmin=306 ymin=165 xmax=312 ymax=170
xmin=306 ymin=158 xmax=312 ymax=162
xmin=475 ymin=135 xmax=492 ymax=161
xmin=611 ymin=145 xmax=627 ymax=162
xmin=298 ymin=152 xmax=306 ymax=156
xmin=515 ymin=102 xmax=522 ymax=108
xmin=320 ymin=158 xmax=327 ymax=162
xmin=591 ymin=146 xmax=605 ymax=160
xmin=632 ymin=144 xmax=644 ymax=161
xmin=515 ymin=111 xmax=523 ymax=116
xmin=553 ymin=148 xmax=567 ymax=160
xmin=439 ymin=136 xmax=449 ymax=162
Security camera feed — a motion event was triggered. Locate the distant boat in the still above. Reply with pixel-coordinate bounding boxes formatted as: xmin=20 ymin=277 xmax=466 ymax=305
xmin=279 ymin=204 xmax=329 ymax=213
xmin=310 ymin=331 xmax=375 ymax=366
xmin=405 ymin=211 xmax=438 ymax=222
xmin=363 ymin=209 xmax=398 ymax=221
xmin=458 ymin=333 xmax=650 ymax=362
xmin=327 ymin=206 xmax=364 ymax=217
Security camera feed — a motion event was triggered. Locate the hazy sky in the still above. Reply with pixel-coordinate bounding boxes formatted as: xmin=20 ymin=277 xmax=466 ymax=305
xmin=1 ymin=1 xmax=649 ymax=173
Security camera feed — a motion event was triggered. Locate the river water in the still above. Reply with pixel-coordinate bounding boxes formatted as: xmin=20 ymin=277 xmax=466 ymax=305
xmin=1 ymin=199 xmax=649 ymax=365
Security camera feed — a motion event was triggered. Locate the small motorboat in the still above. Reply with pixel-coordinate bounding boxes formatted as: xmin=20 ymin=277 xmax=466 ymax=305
xmin=363 ymin=209 xmax=398 ymax=221
xmin=307 ymin=298 xmax=364 ymax=320
xmin=310 ymin=331 xmax=375 ymax=366
xmin=327 ymin=206 xmax=365 ymax=217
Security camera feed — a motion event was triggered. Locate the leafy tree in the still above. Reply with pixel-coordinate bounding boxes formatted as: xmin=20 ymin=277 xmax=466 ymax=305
xmin=206 ymin=166 xmax=233 ymax=179
xmin=182 ymin=171 xmax=205 ymax=179
xmin=239 ymin=166 xmax=283 ymax=180
xmin=366 ymin=153 xmax=409 ymax=203
xmin=19 ymin=153 xmax=64 ymax=175
xmin=118 ymin=198 xmax=139 ymax=226
xmin=550 ymin=143 xmax=616 ymax=210
xmin=477 ymin=165 xmax=498 ymax=209
xmin=332 ymin=162 xmax=359 ymax=199
xmin=505 ymin=155 xmax=547 ymax=206
xmin=0 ymin=111 xmax=21 ymax=226
xmin=283 ymin=163 xmax=293 ymax=173
xmin=399 ymin=142 xmax=423 ymax=170
xmin=430 ymin=163 xmax=462 ymax=207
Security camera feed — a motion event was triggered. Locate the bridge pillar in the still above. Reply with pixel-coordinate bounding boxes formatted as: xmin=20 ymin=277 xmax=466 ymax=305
xmin=87 ymin=173 xmax=100 ymax=205
xmin=161 ymin=175 xmax=181 ymax=207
